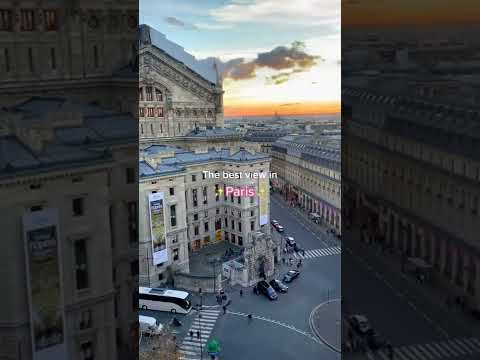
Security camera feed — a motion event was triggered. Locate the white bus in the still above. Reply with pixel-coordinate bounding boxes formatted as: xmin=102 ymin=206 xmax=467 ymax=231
xmin=139 ymin=287 xmax=192 ymax=314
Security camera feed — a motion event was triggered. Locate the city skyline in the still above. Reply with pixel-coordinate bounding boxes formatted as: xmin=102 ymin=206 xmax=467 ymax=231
xmin=140 ymin=0 xmax=340 ymax=117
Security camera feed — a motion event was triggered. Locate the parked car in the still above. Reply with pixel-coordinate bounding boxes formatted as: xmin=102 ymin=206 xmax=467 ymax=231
xmin=285 ymin=236 xmax=296 ymax=246
xmin=349 ymin=314 xmax=372 ymax=334
xmin=269 ymin=279 xmax=288 ymax=293
xmin=275 ymin=225 xmax=285 ymax=233
xmin=293 ymin=243 xmax=303 ymax=253
xmin=271 ymin=220 xmax=279 ymax=226
xmin=283 ymin=270 xmax=300 ymax=283
xmin=367 ymin=331 xmax=387 ymax=350
xmin=257 ymin=280 xmax=278 ymax=300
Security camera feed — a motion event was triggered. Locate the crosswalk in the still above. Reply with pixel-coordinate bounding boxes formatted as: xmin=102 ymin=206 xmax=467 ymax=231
xmin=374 ymin=337 xmax=480 ymax=360
xmin=293 ymin=246 xmax=341 ymax=259
xmin=178 ymin=308 xmax=220 ymax=360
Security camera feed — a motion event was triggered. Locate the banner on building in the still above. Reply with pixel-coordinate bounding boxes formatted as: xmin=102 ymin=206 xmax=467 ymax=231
xmin=148 ymin=192 xmax=168 ymax=264
xmin=259 ymin=177 xmax=269 ymax=225
xmin=22 ymin=208 xmax=67 ymax=360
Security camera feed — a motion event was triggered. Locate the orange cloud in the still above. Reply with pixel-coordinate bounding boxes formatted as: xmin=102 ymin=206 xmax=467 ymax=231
xmin=224 ymin=101 xmax=340 ymax=117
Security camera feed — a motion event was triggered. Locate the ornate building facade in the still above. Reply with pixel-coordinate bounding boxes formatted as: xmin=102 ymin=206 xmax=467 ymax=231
xmin=138 ymin=25 xmax=224 ymax=141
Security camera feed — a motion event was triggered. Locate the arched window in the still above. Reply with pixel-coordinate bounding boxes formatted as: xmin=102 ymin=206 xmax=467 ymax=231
xmin=145 ymin=87 xmax=153 ymax=101
xmin=207 ymin=110 xmax=213 ymax=118
xmin=155 ymin=88 xmax=163 ymax=101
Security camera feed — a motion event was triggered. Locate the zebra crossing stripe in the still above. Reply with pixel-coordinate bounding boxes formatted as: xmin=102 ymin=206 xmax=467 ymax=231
xmin=407 ymin=345 xmax=428 ymax=360
xmin=413 ymin=344 xmax=435 ymax=360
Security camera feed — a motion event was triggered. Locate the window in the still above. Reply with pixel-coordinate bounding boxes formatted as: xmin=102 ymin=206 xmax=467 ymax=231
xmin=203 ymin=187 xmax=208 ymax=204
xmin=202 ymin=172 xmax=206 ymax=180
xmin=157 ymin=107 xmax=164 ymax=117
xmin=150 ymin=124 xmax=154 ymax=134
xmin=4 ymin=48 xmax=10 ymax=72
xmin=231 ymin=234 xmax=236 ymax=244
xmin=170 ymin=205 xmax=177 ymax=227
xmin=250 ymin=210 xmax=254 ymax=217
xmin=155 ymin=88 xmax=163 ymax=101
xmin=224 ymin=185 xmax=227 ymax=200
xmin=146 ymin=87 xmax=153 ymax=101
xmin=20 ymin=9 xmax=35 ymax=31
xmin=0 ymin=10 xmax=12 ymax=31
xmin=204 ymin=211 xmax=208 ymax=218
xmin=126 ymin=168 xmax=135 ymax=184
xmin=173 ymin=248 xmax=179 ymax=261
xmin=215 ymin=219 xmax=221 ymax=230
xmin=250 ymin=221 xmax=255 ymax=231
xmin=130 ymin=260 xmax=139 ymax=276
xmin=79 ymin=309 xmax=92 ymax=330
xmin=224 ymin=218 xmax=228 ymax=228
xmin=28 ymin=47 xmax=34 ymax=73
xmin=193 ymin=213 xmax=198 ymax=221
xmin=215 ymin=184 xmax=220 ymax=201
xmin=237 ymin=196 xmax=241 ymax=204
xmin=194 ymin=225 xmax=199 ymax=236
xmin=169 ymin=187 xmax=175 ymax=196
xmin=238 ymin=222 xmax=242 ymax=232
xmin=250 ymin=196 xmax=254 ymax=204
xmin=80 ymin=341 xmax=94 ymax=360
xmin=139 ymin=108 xmax=145 ymax=117
xmin=192 ymin=189 xmax=198 ymax=207
xmin=238 ymin=236 xmax=243 ymax=246
xmin=230 ymin=194 xmax=234 ymax=203
xmin=44 ymin=9 xmax=58 ymax=31
xmin=73 ymin=198 xmax=84 ymax=216
xmin=147 ymin=108 xmax=154 ymax=117
xmin=50 ymin=48 xmax=56 ymax=69
xmin=231 ymin=220 xmax=235 ymax=230
xmin=74 ymin=239 xmax=89 ymax=290
xmin=127 ymin=202 xmax=137 ymax=244
xmin=192 ymin=174 xmax=196 ymax=182
xmin=216 ymin=208 xmax=220 ymax=214
xmin=204 ymin=221 xmax=209 ymax=232
xmin=139 ymin=88 xmax=144 ymax=101
xmin=93 ymin=45 xmax=99 ymax=68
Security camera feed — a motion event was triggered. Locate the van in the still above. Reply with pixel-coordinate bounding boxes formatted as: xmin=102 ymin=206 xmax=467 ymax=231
xmin=139 ymin=315 xmax=163 ymax=336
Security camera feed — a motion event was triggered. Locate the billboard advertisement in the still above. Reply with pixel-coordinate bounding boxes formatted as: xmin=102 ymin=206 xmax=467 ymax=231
xmin=148 ymin=192 xmax=168 ymax=264
xmin=259 ymin=177 xmax=269 ymax=225
xmin=22 ymin=208 xmax=67 ymax=360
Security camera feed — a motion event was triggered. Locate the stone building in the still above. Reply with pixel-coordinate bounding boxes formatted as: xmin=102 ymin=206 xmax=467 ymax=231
xmin=138 ymin=24 xmax=224 ymax=140
xmin=343 ymin=77 xmax=480 ymax=311
xmin=0 ymin=98 xmax=137 ymax=360
xmin=0 ymin=0 xmax=138 ymax=114
xmin=271 ymin=134 xmax=341 ymax=234
xmin=139 ymin=146 xmax=275 ymax=290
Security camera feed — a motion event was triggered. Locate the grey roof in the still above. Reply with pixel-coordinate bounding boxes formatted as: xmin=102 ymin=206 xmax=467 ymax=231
xmin=140 ymin=148 xmax=269 ymax=179
xmin=140 ymin=24 xmax=219 ymax=85
xmin=1 ymin=97 xmax=136 ymax=177
xmin=184 ymin=128 xmax=240 ymax=139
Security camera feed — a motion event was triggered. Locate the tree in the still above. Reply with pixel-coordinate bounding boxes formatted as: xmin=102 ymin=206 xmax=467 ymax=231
xmin=139 ymin=328 xmax=181 ymax=360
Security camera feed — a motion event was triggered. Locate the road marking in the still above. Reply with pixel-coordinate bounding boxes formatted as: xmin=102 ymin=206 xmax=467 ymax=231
xmin=294 ymin=246 xmax=342 ymax=260
xmin=226 ymin=310 xmax=322 ymax=346
xmin=375 ymin=338 xmax=480 ymax=360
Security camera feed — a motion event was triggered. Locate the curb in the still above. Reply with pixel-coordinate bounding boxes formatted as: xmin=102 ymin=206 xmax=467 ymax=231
xmin=309 ymin=298 xmax=342 ymax=354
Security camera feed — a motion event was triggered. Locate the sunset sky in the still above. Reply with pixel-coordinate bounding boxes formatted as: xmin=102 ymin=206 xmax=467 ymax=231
xmin=140 ymin=0 xmax=340 ymax=117
xmin=343 ymin=0 xmax=480 ymax=26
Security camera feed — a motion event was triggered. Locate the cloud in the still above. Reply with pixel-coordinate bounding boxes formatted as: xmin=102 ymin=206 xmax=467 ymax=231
xmin=215 ymin=41 xmax=323 ymax=83
xmin=210 ymin=0 xmax=340 ymax=27
xmin=164 ymin=16 xmax=198 ymax=30
xmin=194 ymin=22 xmax=233 ymax=30
xmin=279 ymin=102 xmax=302 ymax=106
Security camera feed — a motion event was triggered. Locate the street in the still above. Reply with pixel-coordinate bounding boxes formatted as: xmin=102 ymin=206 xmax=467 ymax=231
xmin=342 ymin=229 xmax=480 ymax=360
xmin=140 ymin=193 xmax=342 ymax=359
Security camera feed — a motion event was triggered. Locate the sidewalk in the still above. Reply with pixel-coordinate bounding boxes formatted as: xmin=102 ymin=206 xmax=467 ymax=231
xmin=344 ymin=226 xmax=480 ymax=337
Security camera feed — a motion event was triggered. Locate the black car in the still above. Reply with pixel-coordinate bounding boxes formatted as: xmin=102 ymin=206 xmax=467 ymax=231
xmin=269 ymin=279 xmax=288 ymax=293
xmin=283 ymin=270 xmax=300 ymax=283
xmin=293 ymin=243 xmax=303 ymax=253
xmin=257 ymin=280 xmax=278 ymax=300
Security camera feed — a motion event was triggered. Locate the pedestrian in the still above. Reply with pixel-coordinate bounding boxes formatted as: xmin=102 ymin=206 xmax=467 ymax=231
xmin=189 ymin=330 xmax=193 ymax=338
xmin=240 ymin=289 xmax=243 ymax=297
xmin=289 ymin=257 xmax=293 ymax=266
xmin=247 ymin=314 xmax=252 ymax=323
xmin=223 ymin=305 xmax=227 ymax=314
xmin=196 ymin=330 xmax=200 ymax=339
xmin=302 ymin=249 xmax=305 ymax=257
